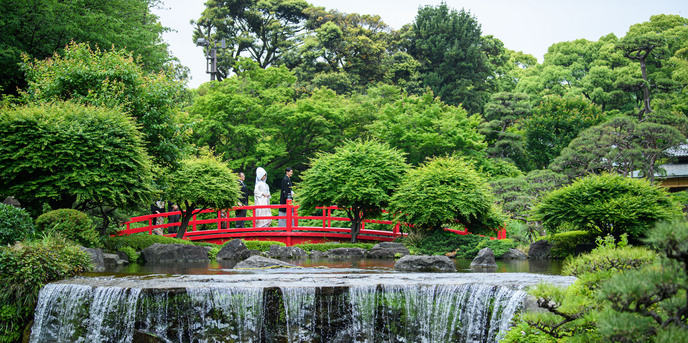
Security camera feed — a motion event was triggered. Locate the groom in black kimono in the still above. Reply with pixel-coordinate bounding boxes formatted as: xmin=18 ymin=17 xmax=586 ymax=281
xmin=278 ymin=167 xmax=294 ymax=227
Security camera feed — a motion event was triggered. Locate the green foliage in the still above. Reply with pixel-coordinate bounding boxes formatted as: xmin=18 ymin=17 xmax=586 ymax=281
xmin=462 ymin=239 xmax=517 ymax=259
xmin=563 ymin=234 xmax=657 ymax=277
xmin=243 ymin=240 xmax=286 ymax=252
xmin=0 ymin=204 xmax=33 ymax=246
xmin=480 ymin=92 xmax=532 ymax=171
xmin=166 ymin=153 xmax=240 ymax=238
xmin=118 ymin=246 xmax=139 ymax=264
xmin=0 ymin=235 xmax=91 ymax=342
xmin=21 ymin=42 xmax=187 ymax=167
xmin=389 ymin=156 xmax=504 ymax=234
xmin=294 ymin=242 xmax=374 ymax=252
xmin=544 ymin=230 xmax=597 ymax=259
xmin=103 ymin=234 xmax=195 ymax=252
xmin=35 ymin=209 xmax=100 ymax=248
xmin=0 ymin=101 xmax=154 ymax=219
xmin=406 ymin=3 xmax=491 ymax=113
xmin=522 ymin=95 xmax=605 ymax=169
xmin=367 ymin=90 xmax=486 ymax=166
xmin=297 ymin=140 xmax=408 ymax=242
xmin=0 ymin=0 xmax=176 ymax=96
xmin=410 ymin=228 xmax=486 ymax=256
xmin=533 ymin=173 xmax=682 ymax=239
xmin=500 ymin=321 xmax=557 ymax=343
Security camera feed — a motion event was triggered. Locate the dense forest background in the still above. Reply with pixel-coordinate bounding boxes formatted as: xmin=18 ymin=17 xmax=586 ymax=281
xmin=2 ymin=0 xmax=688 ymax=223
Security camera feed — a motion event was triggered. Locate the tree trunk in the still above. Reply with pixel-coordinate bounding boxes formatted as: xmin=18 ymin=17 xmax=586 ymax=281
xmin=350 ymin=210 xmax=363 ymax=243
xmin=175 ymin=213 xmax=192 ymax=239
xmin=639 ymin=57 xmax=652 ymax=117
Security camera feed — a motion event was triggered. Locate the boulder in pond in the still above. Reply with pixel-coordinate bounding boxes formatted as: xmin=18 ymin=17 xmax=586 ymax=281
xmin=470 ymin=247 xmax=498 ymax=268
xmin=394 ymin=255 xmax=456 ymax=272
xmin=529 ymin=240 xmax=552 ymax=260
xmin=500 ymin=248 xmax=528 ymax=260
xmin=325 ymin=247 xmax=366 ymax=258
xmin=80 ymin=247 xmax=105 ymax=271
xmin=141 ymin=243 xmax=209 ymax=263
xmin=216 ymin=239 xmax=251 ymax=260
xmin=267 ymin=245 xmax=307 ymax=259
xmin=234 ymin=255 xmax=299 ymax=269
xmin=366 ymin=242 xmax=410 ymax=258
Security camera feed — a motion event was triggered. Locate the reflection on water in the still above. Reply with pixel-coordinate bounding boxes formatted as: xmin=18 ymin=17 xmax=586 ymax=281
xmin=91 ymin=258 xmax=563 ymax=277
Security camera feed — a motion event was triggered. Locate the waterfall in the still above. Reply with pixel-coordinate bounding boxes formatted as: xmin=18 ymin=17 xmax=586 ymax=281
xmin=29 ymin=273 xmax=574 ymax=343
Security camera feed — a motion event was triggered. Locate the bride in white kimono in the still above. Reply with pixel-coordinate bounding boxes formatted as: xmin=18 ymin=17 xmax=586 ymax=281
xmin=254 ymin=167 xmax=272 ymax=227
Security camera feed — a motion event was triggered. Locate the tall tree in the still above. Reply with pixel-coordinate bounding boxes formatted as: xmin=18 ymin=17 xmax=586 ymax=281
xmin=480 ymin=92 xmax=532 ymax=170
xmin=297 ymin=140 xmax=408 ymax=243
xmin=192 ymin=0 xmax=310 ymax=80
xmin=0 ymin=0 xmax=177 ymax=95
xmin=405 ymin=4 xmax=491 ymax=113
xmin=20 ymin=42 xmax=188 ymax=167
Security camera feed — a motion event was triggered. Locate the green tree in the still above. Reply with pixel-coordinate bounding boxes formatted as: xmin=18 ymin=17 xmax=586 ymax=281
xmin=166 ymin=153 xmax=240 ymax=239
xmin=0 ymin=0 xmax=178 ymax=95
xmin=522 ymin=95 xmax=605 ymax=169
xmin=297 ymin=140 xmax=408 ymax=243
xmin=406 ymin=3 xmax=491 ymax=113
xmin=192 ymin=0 xmax=310 ymax=79
xmin=480 ymin=92 xmax=532 ymax=170
xmin=367 ymin=89 xmax=486 ymax=165
xmin=490 ymin=169 xmax=568 ymax=239
xmin=0 ymin=102 xmax=154 ymax=230
xmin=20 ymin=42 xmax=188 ymax=167
xmin=532 ymin=173 xmax=682 ymax=239
xmin=388 ymin=156 xmax=504 ymax=235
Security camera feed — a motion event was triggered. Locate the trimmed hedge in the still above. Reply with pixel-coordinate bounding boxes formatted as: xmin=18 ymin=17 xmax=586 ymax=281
xmin=35 ymin=209 xmax=100 ymax=247
xmin=242 ymin=240 xmax=286 ymax=252
xmin=539 ymin=230 xmax=597 ymax=259
xmin=294 ymin=242 xmax=375 ymax=252
xmin=0 ymin=204 xmax=33 ymax=246
xmin=0 ymin=235 xmax=91 ymax=342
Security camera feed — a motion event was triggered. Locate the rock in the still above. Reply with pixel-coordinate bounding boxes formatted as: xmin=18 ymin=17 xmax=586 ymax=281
xmin=529 ymin=240 xmax=552 ymax=260
xmin=132 ymin=330 xmax=166 ymax=343
xmin=470 ymin=247 xmax=498 ymax=268
xmin=394 ymin=255 xmax=456 ymax=272
xmin=216 ymin=239 xmax=251 ymax=260
xmin=267 ymin=245 xmax=307 ymax=259
xmin=103 ymin=253 xmax=128 ymax=266
xmin=500 ymin=248 xmax=527 ymax=260
xmin=310 ymin=250 xmax=327 ymax=259
xmin=116 ymin=251 xmax=130 ymax=263
xmin=249 ymin=249 xmax=263 ymax=256
xmin=141 ymin=243 xmax=210 ymax=263
xmin=80 ymin=247 xmax=105 ymax=271
xmin=234 ymin=256 xmax=299 ymax=269
xmin=2 ymin=196 xmax=20 ymax=207
xmin=366 ymin=242 xmax=410 ymax=258
xmin=325 ymin=247 xmax=366 ymax=258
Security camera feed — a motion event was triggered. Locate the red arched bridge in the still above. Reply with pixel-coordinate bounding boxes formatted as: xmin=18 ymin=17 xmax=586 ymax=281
xmin=116 ymin=202 xmax=507 ymax=246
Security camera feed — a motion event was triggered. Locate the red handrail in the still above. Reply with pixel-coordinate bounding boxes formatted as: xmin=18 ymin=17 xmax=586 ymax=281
xmin=116 ymin=201 xmax=506 ymax=245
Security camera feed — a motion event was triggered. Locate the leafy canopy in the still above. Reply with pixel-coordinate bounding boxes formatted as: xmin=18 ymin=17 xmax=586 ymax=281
xmin=0 ymin=101 xmax=154 ymax=217
xmin=388 ymin=156 xmax=504 ymax=234
xmin=532 ymin=173 xmax=682 ymax=239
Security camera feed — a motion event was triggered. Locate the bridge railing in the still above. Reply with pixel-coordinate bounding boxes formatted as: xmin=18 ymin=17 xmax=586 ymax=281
xmin=116 ymin=201 xmax=506 ymax=245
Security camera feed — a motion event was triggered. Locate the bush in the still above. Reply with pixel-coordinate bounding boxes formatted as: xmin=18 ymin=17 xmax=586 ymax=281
xmin=118 ymin=246 xmax=139 ymax=263
xmin=540 ymin=230 xmax=597 ymax=259
xmin=0 ymin=204 xmax=33 ymax=246
xmin=0 ymin=235 xmax=91 ymax=342
xmin=562 ymin=234 xmax=657 ymax=277
xmin=294 ymin=242 xmax=375 ymax=252
xmin=243 ymin=240 xmax=286 ymax=252
xmin=35 ymin=209 xmax=100 ymax=247
xmin=103 ymin=234 xmax=195 ymax=252
xmin=461 ymin=239 xmax=517 ymax=259
xmin=412 ymin=228 xmax=486 ymax=256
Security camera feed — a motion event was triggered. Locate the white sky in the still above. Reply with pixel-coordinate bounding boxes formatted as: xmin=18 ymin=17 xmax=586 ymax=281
xmin=152 ymin=0 xmax=687 ymax=89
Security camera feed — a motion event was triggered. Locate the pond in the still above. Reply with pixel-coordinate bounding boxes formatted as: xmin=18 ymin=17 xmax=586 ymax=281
xmin=87 ymin=258 xmax=564 ymax=277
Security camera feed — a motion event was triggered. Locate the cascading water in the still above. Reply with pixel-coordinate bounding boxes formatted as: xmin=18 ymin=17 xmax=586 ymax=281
xmin=28 ymin=273 xmax=575 ymax=343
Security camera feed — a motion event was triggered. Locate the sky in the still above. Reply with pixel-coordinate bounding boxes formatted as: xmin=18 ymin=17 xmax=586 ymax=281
xmin=152 ymin=0 xmax=687 ymax=89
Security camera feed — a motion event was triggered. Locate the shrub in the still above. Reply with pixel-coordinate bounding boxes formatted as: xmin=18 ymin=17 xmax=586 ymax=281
xmin=461 ymin=239 xmax=517 ymax=259
xmin=0 ymin=235 xmax=91 ymax=342
xmin=541 ymin=230 xmax=597 ymax=259
xmin=243 ymin=240 xmax=286 ymax=252
xmin=118 ymin=246 xmax=139 ymax=263
xmin=562 ymin=234 xmax=657 ymax=277
xmin=294 ymin=242 xmax=375 ymax=252
xmin=103 ymin=234 xmax=195 ymax=252
xmin=35 ymin=209 xmax=100 ymax=247
xmin=0 ymin=204 xmax=33 ymax=246
xmin=413 ymin=228 xmax=486 ymax=256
